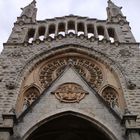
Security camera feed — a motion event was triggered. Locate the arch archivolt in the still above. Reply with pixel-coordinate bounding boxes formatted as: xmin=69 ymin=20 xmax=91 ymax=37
xmin=22 ymin=110 xmax=118 ymax=140
xmin=37 ymin=54 xmax=104 ymax=90
xmin=15 ymin=45 xmax=126 ymax=113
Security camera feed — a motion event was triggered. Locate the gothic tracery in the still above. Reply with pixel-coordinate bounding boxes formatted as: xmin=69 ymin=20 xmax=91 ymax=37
xmin=23 ymin=87 xmax=40 ymax=110
xmin=39 ymin=57 xmax=103 ymax=90
xmin=102 ymin=87 xmax=119 ymax=108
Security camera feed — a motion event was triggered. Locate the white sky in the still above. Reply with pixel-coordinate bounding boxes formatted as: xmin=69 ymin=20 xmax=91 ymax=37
xmin=0 ymin=0 xmax=140 ymax=53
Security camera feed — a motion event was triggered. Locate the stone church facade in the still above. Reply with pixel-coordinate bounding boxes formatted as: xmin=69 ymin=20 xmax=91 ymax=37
xmin=0 ymin=0 xmax=140 ymax=139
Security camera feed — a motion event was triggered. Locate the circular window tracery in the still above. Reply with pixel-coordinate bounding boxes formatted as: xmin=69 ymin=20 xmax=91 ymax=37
xmin=102 ymin=87 xmax=119 ymax=108
xmin=23 ymin=87 xmax=40 ymax=110
xmin=39 ymin=57 xmax=103 ymax=90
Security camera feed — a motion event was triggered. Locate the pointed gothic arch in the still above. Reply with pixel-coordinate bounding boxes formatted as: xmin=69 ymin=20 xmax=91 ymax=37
xmin=15 ymin=45 xmax=126 ymax=114
xmin=100 ymin=84 xmax=125 ymax=111
xmin=22 ymin=111 xmax=118 ymax=140
xmin=16 ymin=84 xmax=41 ymax=113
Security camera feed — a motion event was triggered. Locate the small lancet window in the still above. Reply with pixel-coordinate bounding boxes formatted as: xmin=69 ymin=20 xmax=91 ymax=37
xmin=68 ymin=21 xmax=75 ymax=34
xmin=27 ymin=28 xmax=35 ymax=43
xmin=102 ymin=87 xmax=119 ymax=108
xmin=97 ymin=26 xmax=105 ymax=41
xmin=58 ymin=22 xmax=65 ymax=36
xmin=77 ymin=22 xmax=85 ymax=36
xmin=87 ymin=24 xmax=95 ymax=38
xmin=108 ymin=28 xmax=116 ymax=43
xmin=38 ymin=26 xmax=46 ymax=41
xmin=23 ymin=87 xmax=40 ymax=111
xmin=48 ymin=24 xmax=56 ymax=38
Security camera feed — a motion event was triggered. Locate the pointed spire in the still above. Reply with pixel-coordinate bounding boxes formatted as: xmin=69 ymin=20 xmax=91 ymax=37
xmin=19 ymin=0 xmax=37 ymax=23
xmin=106 ymin=0 xmax=126 ymax=23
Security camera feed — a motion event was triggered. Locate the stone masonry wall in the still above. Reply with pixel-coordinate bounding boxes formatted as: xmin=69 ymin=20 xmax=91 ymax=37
xmin=0 ymin=35 xmax=140 ymax=128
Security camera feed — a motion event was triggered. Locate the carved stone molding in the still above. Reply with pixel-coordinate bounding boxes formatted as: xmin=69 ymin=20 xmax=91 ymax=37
xmin=51 ymin=83 xmax=88 ymax=103
xmin=39 ymin=56 xmax=103 ymax=90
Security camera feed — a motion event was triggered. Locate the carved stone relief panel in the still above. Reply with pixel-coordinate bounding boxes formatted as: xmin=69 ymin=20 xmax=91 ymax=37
xmin=51 ymin=83 xmax=88 ymax=103
xmin=39 ymin=56 xmax=103 ymax=91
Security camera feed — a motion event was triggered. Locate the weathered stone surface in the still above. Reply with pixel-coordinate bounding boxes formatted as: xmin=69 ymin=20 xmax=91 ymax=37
xmin=0 ymin=1 xmax=140 ymax=140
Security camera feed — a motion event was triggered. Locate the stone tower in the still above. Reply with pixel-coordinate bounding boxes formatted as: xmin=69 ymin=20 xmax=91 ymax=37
xmin=0 ymin=0 xmax=140 ymax=139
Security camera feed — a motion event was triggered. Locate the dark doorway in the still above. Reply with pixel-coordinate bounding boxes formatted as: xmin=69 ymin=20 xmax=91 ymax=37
xmin=27 ymin=114 xmax=111 ymax=140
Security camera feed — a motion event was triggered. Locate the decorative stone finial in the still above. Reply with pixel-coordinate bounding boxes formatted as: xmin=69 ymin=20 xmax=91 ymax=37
xmin=20 ymin=0 xmax=37 ymax=23
xmin=67 ymin=59 xmax=74 ymax=67
xmin=106 ymin=0 xmax=126 ymax=22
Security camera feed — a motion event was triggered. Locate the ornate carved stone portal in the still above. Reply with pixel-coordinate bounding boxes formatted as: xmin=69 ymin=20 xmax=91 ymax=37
xmin=39 ymin=57 xmax=103 ymax=90
xmin=51 ymin=83 xmax=88 ymax=103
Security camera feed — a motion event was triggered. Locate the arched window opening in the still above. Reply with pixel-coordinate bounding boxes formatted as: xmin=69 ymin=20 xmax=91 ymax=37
xmin=102 ymin=87 xmax=119 ymax=108
xmin=97 ymin=26 xmax=105 ymax=41
xmin=38 ymin=26 xmax=46 ymax=41
xmin=108 ymin=28 xmax=116 ymax=43
xmin=23 ymin=87 xmax=40 ymax=111
xmin=87 ymin=24 xmax=94 ymax=38
xmin=68 ymin=21 xmax=75 ymax=34
xmin=27 ymin=28 xmax=35 ymax=43
xmin=48 ymin=24 xmax=56 ymax=38
xmin=58 ymin=22 xmax=65 ymax=36
xmin=77 ymin=22 xmax=85 ymax=36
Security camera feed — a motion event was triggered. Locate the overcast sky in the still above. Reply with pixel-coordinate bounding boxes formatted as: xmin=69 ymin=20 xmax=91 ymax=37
xmin=0 ymin=0 xmax=140 ymax=52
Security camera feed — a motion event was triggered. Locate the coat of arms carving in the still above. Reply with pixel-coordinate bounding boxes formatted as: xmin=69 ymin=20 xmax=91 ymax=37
xmin=51 ymin=83 xmax=88 ymax=103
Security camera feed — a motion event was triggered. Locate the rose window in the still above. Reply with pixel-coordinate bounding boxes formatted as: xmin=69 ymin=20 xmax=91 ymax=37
xmin=23 ymin=87 xmax=40 ymax=110
xmin=102 ymin=87 xmax=119 ymax=108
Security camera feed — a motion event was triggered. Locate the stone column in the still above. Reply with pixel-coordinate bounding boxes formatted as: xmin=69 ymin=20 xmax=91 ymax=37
xmin=0 ymin=114 xmax=16 ymax=140
xmin=94 ymin=24 xmax=98 ymax=39
xmin=75 ymin=21 xmax=78 ymax=35
xmin=24 ymin=27 xmax=30 ymax=43
xmin=55 ymin=23 xmax=58 ymax=37
xmin=33 ymin=27 xmax=39 ymax=41
xmin=44 ymin=25 xmax=49 ymax=38
xmin=104 ymin=27 xmax=110 ymax=41
xmin=65 ymin=22 xmax=68 ymax=35
xmin=84 ymin=23 xmax=88 ymax=37
xmin=0 ymin=132 xmax=10 ymax=140
xmin=127 ymin=130 xmax=140 ymax=140
xmin=122 ymin=114 xmax=140 ymax=140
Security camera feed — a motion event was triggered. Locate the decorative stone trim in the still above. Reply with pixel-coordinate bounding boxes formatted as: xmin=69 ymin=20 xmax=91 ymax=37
xmin=51 ymin=83 xmax=88 ymax=103
xmin=39 ymin=56 xmax=103 ymax=90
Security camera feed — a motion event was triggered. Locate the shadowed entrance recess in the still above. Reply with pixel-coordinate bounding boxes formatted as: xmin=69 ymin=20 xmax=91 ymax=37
xmin=26 ymin=114 xmax=112 ymax=140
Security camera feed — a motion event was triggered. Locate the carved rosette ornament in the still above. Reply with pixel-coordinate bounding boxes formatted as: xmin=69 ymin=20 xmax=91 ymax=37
xmin=39 ymin=57 xmax=103 ymax=90
xmin=51 ymin=83 xmax=88 ymax=103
